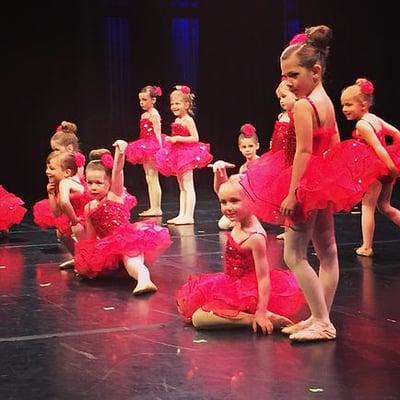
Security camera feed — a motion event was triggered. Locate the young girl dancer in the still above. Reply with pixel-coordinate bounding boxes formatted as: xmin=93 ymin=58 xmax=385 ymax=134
xmin=74 ymin=140 xmax=171 ymax=295
xmin=341 ymin=78 xmax=400 ymax=256
xmin=176 ymin=173 xmax=304 ymax=333
xmin=214 ymin=123 xmax=260 ymax=230
xmin=125 ymin=85 xmax=163 ymax=217
xmin=155 ymin=85 xmax=213 ymax=225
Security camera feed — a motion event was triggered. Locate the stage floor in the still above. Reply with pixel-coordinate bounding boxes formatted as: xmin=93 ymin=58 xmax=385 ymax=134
xmin=1 ymin=196 xmax=399 ymax=400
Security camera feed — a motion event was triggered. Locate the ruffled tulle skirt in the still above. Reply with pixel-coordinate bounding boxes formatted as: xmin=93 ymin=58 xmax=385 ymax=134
xmin=240 ymin=140 xmax=391 ymax=226
xmin=155 ymin=141 xmax=213 ymax=176
xmin=125 ymin=135 xmax=164 ymax=165
xmin=176 ymin=268 xmax=305 ymax=320
xmin=0 ymin=185 xmax=27 ymax=231
xmin=74 ymin=221 xmax=171 ymax=278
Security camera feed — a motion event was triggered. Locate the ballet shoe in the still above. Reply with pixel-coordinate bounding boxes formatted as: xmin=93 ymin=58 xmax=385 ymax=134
xmin=133 ymin=281 xmax=158 ymax=295
xmin=276 ymin=232 xmax=285 ymax=240
xmin=289 ymin=321 xmax=336 ymax=342
xmin=281 ymin=319 xmax=312 ymax=335
xmin=59 ymin=259 xmax=75 ymax=269
xmin=167 ymin=217 xmax=180 ymax=224
xmin=266 ymin=312 xmax=293 ymax=330
xmin=138 ymin=209 xmax=163 ymax=217
xmin=354 ymin=247 xmax=374 ymax=257
xmin=174 ymin=218 xmax=194 ymax=225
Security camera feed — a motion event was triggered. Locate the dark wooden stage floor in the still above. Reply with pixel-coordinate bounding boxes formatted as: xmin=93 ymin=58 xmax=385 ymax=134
xmin=1 ymin=193 xmax=399 ymax=400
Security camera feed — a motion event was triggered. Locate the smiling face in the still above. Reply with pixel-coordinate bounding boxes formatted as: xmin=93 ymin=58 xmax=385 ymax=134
xmin=170 ymin=92 xmax=188 ymax=118
xmin=139 ymin=90 xmax=155 ymax=112
xmin=85 ymin=168 xmax=111 ymax=200
xmin=341 ymin=88 xmax=368 ymax=121
xmin=218 ymin=179 xmax=251 ymax=223
xmin=46 ymin=156 xmax=70 ymax=183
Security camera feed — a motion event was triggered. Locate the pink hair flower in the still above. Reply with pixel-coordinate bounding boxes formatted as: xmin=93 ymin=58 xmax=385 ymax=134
xmin=241 ymin=123 xmax=256 ymax=137
xmin=359 ymin=80 xmax=374 ymax=95
xmin=179 ymin=85 xmax=191 ymax=94
xmin=154 ymin=86 xmax=162 ymax=96
xmin=101 ymin=153 xmax=114 ymax=169
xmin=74 ymin=152 xmax=86 ymax=168
xmin=289 ymin=33 xmax=308 ymax=45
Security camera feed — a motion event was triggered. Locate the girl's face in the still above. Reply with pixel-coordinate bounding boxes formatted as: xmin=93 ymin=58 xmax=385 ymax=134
xmin=46 ymin=157 xmax=69 ymax=183
xmin=139 ymin=91 xmax=155 ymax=111
xmin=341 ymin=91 xmax=367 ymax=121
xmin=239 ymin=137 xmax=259 ymax=161
xmin=85 ymin=169 xmax=111 ymax=200
xmin=218 ymin=181 xmax=250 ymax=223
xmin=280 ymin=53 xmax=319 ymax=98
xmin=170 ymin=93 xmax=188 ymax=118
xmin=279 ymin=89 xmax=297 ymax=112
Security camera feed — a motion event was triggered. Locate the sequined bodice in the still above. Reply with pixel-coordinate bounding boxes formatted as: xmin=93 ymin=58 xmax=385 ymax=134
xmin=139 ymin=118 xmax=155 ymax=139
xmin=224 ymin=233 xmax=257 ymax=278
xmin=89 ymin=200 xmax=130 ymax=238
xmin=270 ymin=120 xmax=291 ymax=154
xmin=171 ymin=123 xmax=190 ymax=137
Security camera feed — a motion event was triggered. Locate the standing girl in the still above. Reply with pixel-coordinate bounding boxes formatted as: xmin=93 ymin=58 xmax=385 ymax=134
xmin=125 ymin=85 xmax=163 ymax=217
xmin=341 ymin=78 xmax=400 ymax=256
xmin=240 ymin=26 xmax=344 ymax=342
xmin=176 ymin=174 xmax=304 ymax=332
xmin=155 ymin=85 xmax=213 ymax=225
xmin=74 ymin=140 xmax=171 ymax=295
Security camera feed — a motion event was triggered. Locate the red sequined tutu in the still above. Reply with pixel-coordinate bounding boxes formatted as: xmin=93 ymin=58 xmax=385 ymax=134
xmin=176 ymin=233 xmax=305 ymax=320
xmin=75 ymin=200 xmax=171 ymax=278
xmin=125 ymin=118 xmax=163 ymax=164
xmin=241 ymin=126 xmax=391 ymax=226
xmin=0 ymin=185 xmax=27 ymax=231
xmin=155 ymin=123 xmax=213 ymax=176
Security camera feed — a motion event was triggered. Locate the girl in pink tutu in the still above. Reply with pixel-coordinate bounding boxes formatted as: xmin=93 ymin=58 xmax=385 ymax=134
xmin=37 ymin=151 xmax=89 ymax=267
xmin=240 ymin=25 xmax=346 ymax=342
xmin=74 ymin=140 xmax=171 ymax=295
xmin=125 ymin=85 xmax=163 ymax=217
xmin=0 ymin=185 xmax=27 ymax=236
xmin=155 ymin=85 xmax=213 ymax=225
xmin=213 ymin=123 xmax=260 ymax=230
xmin=341 ymin=78 xmax=400 ymax=257
xmin=176 ymin=173 xmax=304 ymax=333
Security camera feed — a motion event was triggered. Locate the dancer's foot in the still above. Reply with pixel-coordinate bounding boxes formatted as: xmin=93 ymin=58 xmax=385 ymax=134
xmin=281 ymin=318 xmax=313 ymax=335
xmin=276 ymin=232 xmax=285 ymax=240
xmin=59 ymin=259 xmax=75 ymax=270
xmin=266 ymin=311 xmax=293 ymax=330
xmin=354 ymin=247 xmax=374 ymax=257
xmin=133 ymin=281 xmax=158 ymax=295
xmin=289 ymin=321 xmax=336 ymax=342
xmin=174 ymin=217 xmax=194 ymax=225
xmin=139 ymin=209 xmax=163 ymax=217
xmin=167 ymin=216 xmax=181 ymax=224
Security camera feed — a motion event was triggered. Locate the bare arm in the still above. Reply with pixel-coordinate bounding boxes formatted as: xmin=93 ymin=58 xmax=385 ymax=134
xmin=47 ymin=182 xmax=61 ymax=217
xmin=148 ymin=111 xmax=162 ymax=144
xmin=247 ymin=234 xmax=273 ymax=334
xmin=209 ymin=160 xmax=235 ymax=194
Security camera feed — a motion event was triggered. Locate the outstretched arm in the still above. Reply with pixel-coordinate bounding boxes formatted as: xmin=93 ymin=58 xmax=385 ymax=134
xmin=58 ymin=179 xmax=80 ymax=225
xmin=209 ymin=160 xmax=236 ymax=194
xmin=110 ymin=140 xmax=128 ymax=197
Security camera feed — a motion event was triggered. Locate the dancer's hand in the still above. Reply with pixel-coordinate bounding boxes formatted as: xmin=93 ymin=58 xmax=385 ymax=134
xmin=208 ymin=160 xmax=236 ymax=177
xmin=280 ymin=193 xmax=298 ymax=217
xmin=252 ymin=310 xmax=273 ymax=335
xmin=113 ymin=140 xmax=128 ymax=153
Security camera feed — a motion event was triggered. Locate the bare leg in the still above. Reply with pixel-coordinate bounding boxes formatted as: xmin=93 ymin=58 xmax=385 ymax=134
xmin=377 ymin=180 xmax=400 ymax=225
xmin=356 ymin=181 xmax=381 ymax=256
xmin=174 ymin=170 xmax=195 ymax=225
xmin=192 ymin=309 xmax=253 ymax=330
xmin=139 ymin=163 xmax=162 ymax=216
xmin=122 ymin=254 xmax=157 ymax=295
xmin=57 ymin=230 xmax=75 ymax=269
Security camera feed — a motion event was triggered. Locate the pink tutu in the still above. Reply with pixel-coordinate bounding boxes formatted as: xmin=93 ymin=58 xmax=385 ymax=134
xmin=176 ymin=232 xmax=305 ymax=320
xmin=74 ymin=200 xmax=171 ymax=278
xmin=0 ymin=185 xmax=27 ymax=231
xmin=155 ymin=123 xmax=213 ymax=176
xmin=241 ymin=138 xmax=390 ymax=226
xmin=125 ymin=118 xmax=163 ymax=164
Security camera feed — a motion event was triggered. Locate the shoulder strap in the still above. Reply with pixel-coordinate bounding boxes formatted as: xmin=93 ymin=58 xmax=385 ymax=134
xmin=359 ymin=119 xmax=377 ymax=134
xmin=238 ymin=231 xmax=267 ymax=245
xmin=303 ymin=97 xmax=321 ymax=127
